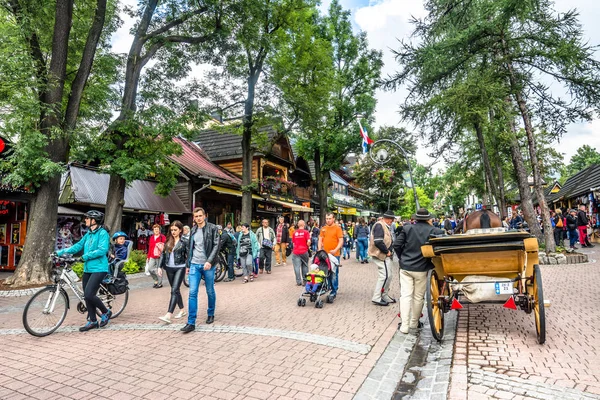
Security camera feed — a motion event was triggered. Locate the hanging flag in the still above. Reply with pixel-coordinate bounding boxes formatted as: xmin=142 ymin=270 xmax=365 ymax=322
xmin=357 ymin=119 xmax=373 ymax=154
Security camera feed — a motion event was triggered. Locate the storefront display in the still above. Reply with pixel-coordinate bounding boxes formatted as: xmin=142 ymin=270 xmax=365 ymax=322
xmin=0 ymin=200 xmax=28 ymax=270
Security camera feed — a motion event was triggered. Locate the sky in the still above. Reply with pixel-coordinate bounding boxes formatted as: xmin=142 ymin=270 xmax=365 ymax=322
xmin=112 ymin=0 xmax=600 ymax=168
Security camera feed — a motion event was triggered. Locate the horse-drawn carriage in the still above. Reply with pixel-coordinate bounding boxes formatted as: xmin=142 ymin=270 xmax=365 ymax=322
xmin=421 ymin=211 xmax=548 ymax=344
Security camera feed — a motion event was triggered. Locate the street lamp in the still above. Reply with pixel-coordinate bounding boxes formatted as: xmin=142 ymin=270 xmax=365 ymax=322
xmin=387 ymin=182 xmax=404 ymax=211
xmin=369 ymin=138 xmax=420 ymax=211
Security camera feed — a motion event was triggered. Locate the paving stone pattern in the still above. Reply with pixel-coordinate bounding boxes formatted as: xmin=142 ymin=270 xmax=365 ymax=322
xmin=0 ymin=257 xmax=405 ymax=400
xmin=448 ymin=247 xmax=600 ymax=400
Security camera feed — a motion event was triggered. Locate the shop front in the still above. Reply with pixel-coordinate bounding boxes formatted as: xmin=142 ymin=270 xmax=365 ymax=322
xmin=0 ymin=200 xmax=28 ymax=271
xmin=253 ymin=201 xmax=284 ymax=229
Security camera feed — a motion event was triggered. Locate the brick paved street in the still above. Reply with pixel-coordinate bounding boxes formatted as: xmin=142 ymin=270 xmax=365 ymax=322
xmin=2 ymin=248 xmax=599 ymax=399
xmin=448 ymin=248 xmax=600 ymax=400
xmin=0 ymin=257 xmax=404 ymax=400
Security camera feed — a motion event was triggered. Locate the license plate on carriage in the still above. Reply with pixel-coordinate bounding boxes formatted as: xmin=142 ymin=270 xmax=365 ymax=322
xmin=495 ymin=282 xmax=513 ymax=295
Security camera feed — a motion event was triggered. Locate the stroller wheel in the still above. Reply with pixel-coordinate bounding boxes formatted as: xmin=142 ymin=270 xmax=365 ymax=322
xmin=315 ymin=300 xmax=323 ymax=308
xmin=326 ymin=295 xmax=334 ymax=304
xmin=310 ymin=294 xmax=316 ymax=302
xmin=301 ymin=298 xmax=306 ymax=307
xmin=297 ymin=298 xmax=302 ymax=307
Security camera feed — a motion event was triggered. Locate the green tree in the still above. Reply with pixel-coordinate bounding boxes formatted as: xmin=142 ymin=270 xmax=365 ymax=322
xmin=195 ymin=0 xmax=318 ymax=224
xmin=354 ymin=127 xmax=416 ymax=212
xmin=567 ymin=145 xmax=600 ymax=176
xmin=100 ymin=0 xmax=225 ymax=233
xmin=291 ymin=0 xmax=382 ymax=223
xmin=388 ymin=0 xmax=600 ymax=252
xmin=397 ymin=187 xmax=432 ymax=219
xmin=1 ymin=0 xmax=118 ymax=286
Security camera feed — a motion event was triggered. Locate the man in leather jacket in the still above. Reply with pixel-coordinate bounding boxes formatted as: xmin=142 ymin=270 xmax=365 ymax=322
xmin=181 ymin=207 xmax=221 ymax=333
xmin=394 ymin=208 xmax=445 ymax=334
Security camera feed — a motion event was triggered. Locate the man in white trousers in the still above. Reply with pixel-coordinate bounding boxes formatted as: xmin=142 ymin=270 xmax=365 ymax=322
xmin=393 ymin=208 xmax=445 ymax=333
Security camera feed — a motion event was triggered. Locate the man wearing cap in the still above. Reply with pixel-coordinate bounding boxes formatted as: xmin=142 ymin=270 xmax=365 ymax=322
xmin=394 ymin=208 xmax=445 ymax=334
xmin=369 ymin=210 xmax=397 ymax=306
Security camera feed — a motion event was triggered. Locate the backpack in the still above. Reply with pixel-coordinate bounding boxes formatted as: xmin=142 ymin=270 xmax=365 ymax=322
xmin=556 ymin=217 xmax=563 ymax=228
xmin=105 ymin=271 xmax=128 ymax=295
xmin=227 ymin=232 xmax=237 ymax=247
xmin=551 ymin=218 xmax=556 ymax=228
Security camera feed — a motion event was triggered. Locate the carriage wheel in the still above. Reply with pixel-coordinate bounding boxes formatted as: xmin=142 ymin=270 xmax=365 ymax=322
xmin=426 ymin=269 xmax=445 ymax=342
xmin=532 ymin=264 xmax=546 ymax=344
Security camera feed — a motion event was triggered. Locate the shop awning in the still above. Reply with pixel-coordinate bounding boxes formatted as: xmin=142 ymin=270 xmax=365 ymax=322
xmin=60 ymin=166 xmax=189 ymax=214
xmin=210 ymin=185 xmax=263 ymax=200
xmin=270 ymin=199 xmax=313 ymax=212
xmin=58 ymin=206 xmax=85 ymax=216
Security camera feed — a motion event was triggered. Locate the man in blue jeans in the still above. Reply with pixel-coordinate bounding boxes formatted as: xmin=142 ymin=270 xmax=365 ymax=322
xmin=181 ymin=207 xmax=221 ymax=333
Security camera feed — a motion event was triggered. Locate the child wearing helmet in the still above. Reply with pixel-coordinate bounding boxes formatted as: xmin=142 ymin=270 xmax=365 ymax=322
xmin=110 ymin=231 xmax=129 ymax=261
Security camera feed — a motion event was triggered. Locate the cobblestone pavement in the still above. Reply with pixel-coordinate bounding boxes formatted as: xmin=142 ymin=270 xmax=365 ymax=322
xmin=448 ymin=248 xmax=600 ymax=400
xmin=0 ymin=256 xmax=406 ymax=400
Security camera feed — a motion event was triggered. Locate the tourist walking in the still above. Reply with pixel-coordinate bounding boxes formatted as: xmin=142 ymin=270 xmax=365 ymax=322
xmin=310 ymin=222 xmax=320 ymax=253
xmin=369 ymin=210 xmax=396 ymax=306
xmin=274 ymin=216 xmax=290 ymax=266
xmin=181 ymin=208 xmax=220 ymax=333
xmin=158 ymin=221 xmax=189 ymax=324
xmin=355 ymin=218 xmax=370 ymax=263
xmin=56 ymin=210 xmax=112 ymax=332
xmin=219 ymin=225 xmax=237 ymax=282
xmin=566 ymin=209 xmax=579 ymax=249
xmin=552 ymin=210 xmax=564 ymax=247
xmin=256 ymin=219 xmax=276 ymax=274
xmin=236 ymin=223 xmax=259 ymax=283
xmin=393 ymin=208 xmax=445 ymax=334
xmin=147 ymin=224 xmax=166 ymax=288
xmin=318 ymin=212 xmax=343 ymax=298
xmin=577 ymin=204 xmax=594 ymax=248
xmin=291 ymin=220 xmax=311 ymax=286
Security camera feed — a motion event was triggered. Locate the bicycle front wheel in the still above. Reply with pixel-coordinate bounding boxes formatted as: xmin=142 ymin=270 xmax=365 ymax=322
xmin=23 ymin=287 xmax=68 ymax=337
xmin=183 ymin=272 xmax=189 ymax=287
xmin=214 ymin=255 xmax=227 ymax=282
xmin=100 ymin=287 xmax=129 ymax=318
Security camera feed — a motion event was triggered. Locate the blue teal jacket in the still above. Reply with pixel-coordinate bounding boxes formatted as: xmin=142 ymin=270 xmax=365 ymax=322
xmin=57 ymin=227 xmax=110 ymax=273
xmin=236 ymin=231 xmax=260 ymax=260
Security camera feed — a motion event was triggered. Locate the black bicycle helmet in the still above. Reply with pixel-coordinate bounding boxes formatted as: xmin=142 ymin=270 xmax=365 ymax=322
xmin=84 ymin=210 xmax=104 ymax=224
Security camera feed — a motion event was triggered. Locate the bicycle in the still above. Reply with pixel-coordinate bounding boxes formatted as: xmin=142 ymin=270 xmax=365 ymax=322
xmin=183 ymin=251 xmax=243 ymax=286
xmin=22 ymin=254 xmax=129 ymax=337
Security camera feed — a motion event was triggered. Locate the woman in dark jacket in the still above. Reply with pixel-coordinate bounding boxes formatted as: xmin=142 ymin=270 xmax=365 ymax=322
xmin=158 ymin=220 xmax=189 ymax=324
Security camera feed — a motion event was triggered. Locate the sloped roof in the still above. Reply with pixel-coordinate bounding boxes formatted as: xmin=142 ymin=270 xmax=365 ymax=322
xmin=194 ymin=125 xmax=280 ymax=161
xmin=545 ymin=164 xmax=600 ymax=203
xmin=60 ymin=165 xmax=188 ymax=214
xmin=330 ymin=171 xmax=348 ymax=186
xmin=170 ymin=137 xmax=241 ymax=185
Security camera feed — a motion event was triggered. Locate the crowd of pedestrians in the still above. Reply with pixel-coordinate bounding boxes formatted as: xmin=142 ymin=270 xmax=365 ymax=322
xmin=64 ymin=202 xmax=596 ymax=335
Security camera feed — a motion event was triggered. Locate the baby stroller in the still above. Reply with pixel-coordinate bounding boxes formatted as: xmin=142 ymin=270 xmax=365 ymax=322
xmin=297 ymin=250 xmax=338 ymax=308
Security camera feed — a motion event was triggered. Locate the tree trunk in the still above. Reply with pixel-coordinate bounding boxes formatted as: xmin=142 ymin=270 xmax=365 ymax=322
xmin=496 ymin=163 xmax=507 ymax=220
xmin=314 ymin=148 xmax=329 ymax=225
xmin=104 ymin=174 xmax=127 ymax=234
xmin=502 ymin=41 xmax=555 ymax=252
xmin=6 ymin=0 xmax=75 ymax=287
xmin=511 ymin=91 xmax=555 ymax=252
xmin=241 ymin=69 xmax=259 ymax=224
xmin=507 ymin=121 xmax=542 ymax=240
xmin=5 ymin=175 xmax=63 ymax=285
xmin=474 ymin=121 xmax=499 ymax=209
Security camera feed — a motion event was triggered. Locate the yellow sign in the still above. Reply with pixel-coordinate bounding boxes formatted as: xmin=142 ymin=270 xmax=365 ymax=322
xmin=336 ymin=207 xmax=357 ymax=215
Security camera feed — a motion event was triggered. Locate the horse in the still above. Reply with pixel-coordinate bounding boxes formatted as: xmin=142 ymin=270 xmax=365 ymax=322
xmin=462 ymin=209 xmax=502 ymax=232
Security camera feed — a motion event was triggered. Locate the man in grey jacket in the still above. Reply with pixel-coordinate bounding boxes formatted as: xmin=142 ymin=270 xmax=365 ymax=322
xmin=181 ymin=207 xmax=221 ymax=333
xmin=369 ymin=210 xmax=396 ymax=306
xmin=393 ymin=208 xmax=445 ymax=334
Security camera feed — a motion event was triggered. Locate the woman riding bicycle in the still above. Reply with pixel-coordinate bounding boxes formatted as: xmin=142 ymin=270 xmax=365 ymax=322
xmin=56 ymin=210 xmax=112 ymax=332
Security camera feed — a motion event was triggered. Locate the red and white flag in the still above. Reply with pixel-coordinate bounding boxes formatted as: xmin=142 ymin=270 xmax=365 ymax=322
xmin=357 ymin=120 xmax=373 ymax=154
